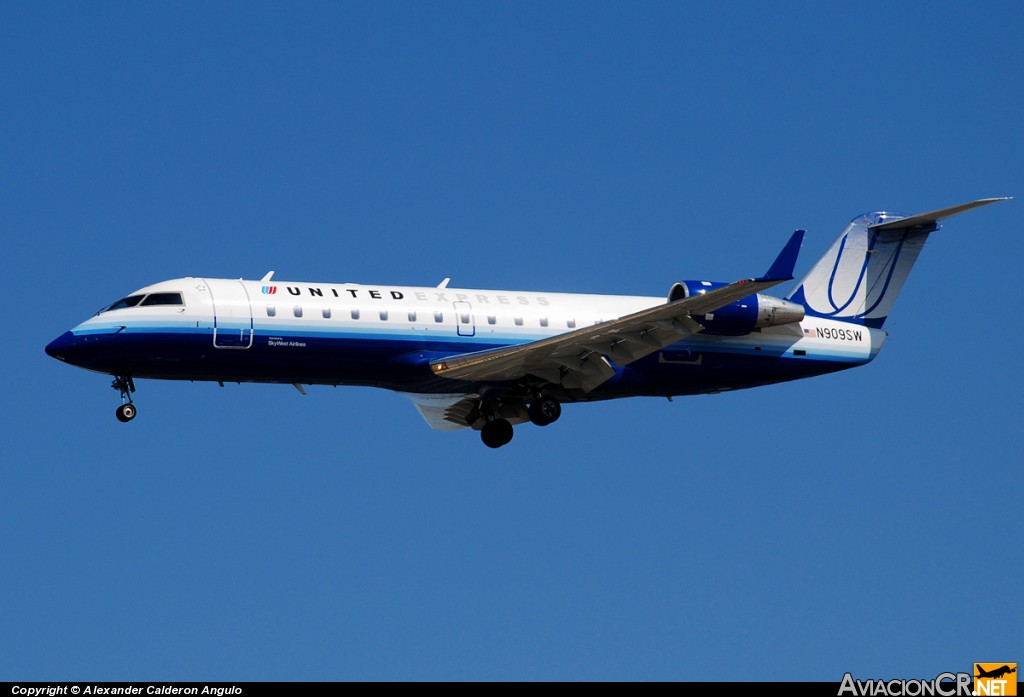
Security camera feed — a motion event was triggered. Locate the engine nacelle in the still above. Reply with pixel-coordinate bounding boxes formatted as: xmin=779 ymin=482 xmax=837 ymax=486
xmin=667 ymin=280 xmax=804 ymax=336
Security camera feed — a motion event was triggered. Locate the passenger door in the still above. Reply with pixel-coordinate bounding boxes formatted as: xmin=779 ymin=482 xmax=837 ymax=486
xmin=208 ymin=279 xmax=254 ymax=349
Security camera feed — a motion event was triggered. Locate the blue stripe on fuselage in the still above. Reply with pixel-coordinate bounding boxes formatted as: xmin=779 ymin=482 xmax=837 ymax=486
xmin=59 ymin=318 xmax=866 ymax=398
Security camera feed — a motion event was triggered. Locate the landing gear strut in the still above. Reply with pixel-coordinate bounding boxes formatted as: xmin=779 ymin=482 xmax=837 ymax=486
xmin=112 ymin=375 xmax=137 ymax=423
xmin=528 ymin=396 xmax=561 ymax=426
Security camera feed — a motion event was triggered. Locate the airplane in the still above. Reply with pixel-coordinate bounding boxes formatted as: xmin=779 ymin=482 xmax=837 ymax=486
xmin=976 ymin=665 xmax=1017 ymax=680
xmin=45 ymin=198 xmax=1006 ymax=448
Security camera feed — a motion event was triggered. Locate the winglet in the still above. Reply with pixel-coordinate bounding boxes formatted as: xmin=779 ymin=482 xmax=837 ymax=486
xmin=758 ymin=229 xmax=804 ymax=282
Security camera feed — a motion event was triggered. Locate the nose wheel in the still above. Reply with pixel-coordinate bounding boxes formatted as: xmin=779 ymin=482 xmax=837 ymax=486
xmin=111 ymin=375 xmax=137 ymax=423
xmin=116 ymin=403 xmax=137 ymax=422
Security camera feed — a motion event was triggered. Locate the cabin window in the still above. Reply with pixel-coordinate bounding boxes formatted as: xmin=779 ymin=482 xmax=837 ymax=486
xmin=104 ymin=295 xmax=145 ymax=312
xmin=567 ymin=319 xmax=576 ymax=329
xmin=408 ymin=311 xmax=417 ymax=322
xmin=140 ymin=292 xmax=184 ymax=306
xmin=351 ymin=308 xmax=360 ymax=320
xmin=434 ymin=311 xmax=443 ymax=323
xmin=266 ymin=305 xmax=276 ymax=317
xmin=322 ymin=307 xmax=331 ymax=319
xmin=460 ymin=313 xmax=470 ymax=324
xmin=293 ymin=306 xmax=303 ymax=318
xmin=379 ymin=310 xmax=388 ymax=321
xmin=514 ymin=317 xmax=523 ymax=326
xmin=487 ymin=315 xmax=496 ymax=325
xmin=539 ymin=317 xmax=549 ymax=327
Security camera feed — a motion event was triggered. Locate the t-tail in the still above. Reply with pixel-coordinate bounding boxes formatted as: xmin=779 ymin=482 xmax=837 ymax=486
xmin=786 ymin=198 xmax=1008 ymax=328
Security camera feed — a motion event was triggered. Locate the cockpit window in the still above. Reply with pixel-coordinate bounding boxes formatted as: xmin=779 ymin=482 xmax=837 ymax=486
xmin=101 ymin=292 xmax=185 ymax=314
xmin=140 ymin=292 xmax=184 ymax=306
xmin=104 ymin=295 xmax=145 ymax=312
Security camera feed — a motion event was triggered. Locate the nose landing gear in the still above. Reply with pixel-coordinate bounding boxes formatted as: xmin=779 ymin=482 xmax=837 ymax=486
xmin=112 ymin=375 xmax=137 ymax=422
xmin=115 ymin=403 xmax=137 ymax=422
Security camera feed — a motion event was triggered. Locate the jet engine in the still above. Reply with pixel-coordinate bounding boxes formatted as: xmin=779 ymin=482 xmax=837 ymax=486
xmin=668 ymin=280 xmax=804 ymax=336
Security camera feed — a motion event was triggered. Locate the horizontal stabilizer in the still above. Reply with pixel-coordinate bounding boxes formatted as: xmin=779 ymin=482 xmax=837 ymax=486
xmin=788 ymin=196 xmax=1007 ymax=328
xmin=869 ymin=197 xmax=1009 ymax=232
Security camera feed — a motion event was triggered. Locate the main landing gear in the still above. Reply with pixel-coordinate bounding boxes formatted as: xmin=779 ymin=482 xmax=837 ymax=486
xmin=112 ymin=375 xmax=137 ymax=423
xmin=528 ymin=396 xmax=561 ymax=427
xmin=480 ymin=395 xmax=562 ymax=448
xmin=481 ymin=418 xmax=514 ymax=449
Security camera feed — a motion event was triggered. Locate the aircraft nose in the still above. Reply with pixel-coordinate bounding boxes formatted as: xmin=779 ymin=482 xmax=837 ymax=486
xmin=45 ymin=328 xmax=126 ymax=373
xmin=45 ymin=331 xmax=77 ymax=362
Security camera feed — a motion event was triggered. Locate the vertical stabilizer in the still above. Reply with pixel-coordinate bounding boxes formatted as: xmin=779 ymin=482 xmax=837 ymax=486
xmin=786 ymin=198 xmax=1007 ymax=328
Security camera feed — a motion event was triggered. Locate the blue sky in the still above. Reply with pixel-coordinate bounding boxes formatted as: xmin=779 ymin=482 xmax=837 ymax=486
xmin=3 ymin=1 xmax=1021 ymax=681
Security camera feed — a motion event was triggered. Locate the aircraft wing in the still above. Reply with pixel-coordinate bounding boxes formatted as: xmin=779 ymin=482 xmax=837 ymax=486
xmin=430 ymin=230 xmax=804 ymax=392
xmin=401 ymin=392 xmax=535 ymax=431
xmin=400 ymin=392 xmax=479 ymax=431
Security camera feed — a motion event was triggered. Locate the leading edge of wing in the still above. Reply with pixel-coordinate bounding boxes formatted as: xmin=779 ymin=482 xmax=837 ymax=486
xmin=430 ymin=231 xmax=803 ymax=386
